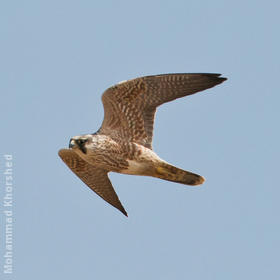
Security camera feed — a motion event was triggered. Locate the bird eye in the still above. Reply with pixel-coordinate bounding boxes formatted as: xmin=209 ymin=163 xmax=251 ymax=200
xmin=79 ymin=138 xmax=87 ymax=144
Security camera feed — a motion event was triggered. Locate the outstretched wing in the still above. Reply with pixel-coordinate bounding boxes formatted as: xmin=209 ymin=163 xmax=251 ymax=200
xmin=58 ymin=149 xmax=127 ymax=216
xmin=100 ymin=73 xmax=227 ymax=149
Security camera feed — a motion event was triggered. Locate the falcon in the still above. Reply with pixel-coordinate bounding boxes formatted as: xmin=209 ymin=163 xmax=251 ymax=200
xmin=58 ymin=73 xmax=227 ymax=216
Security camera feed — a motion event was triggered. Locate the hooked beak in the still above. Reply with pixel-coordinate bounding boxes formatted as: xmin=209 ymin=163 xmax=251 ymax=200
xmin=69 ymin=138 xmax=75 ymax=149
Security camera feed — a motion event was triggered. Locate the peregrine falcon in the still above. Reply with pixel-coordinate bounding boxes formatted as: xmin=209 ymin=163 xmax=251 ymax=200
xmin=59 ymin=73 xmax=227 ymax=216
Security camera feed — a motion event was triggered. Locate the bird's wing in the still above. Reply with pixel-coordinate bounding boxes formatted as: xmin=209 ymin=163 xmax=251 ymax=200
xmin=100 ymin=73 xmax=227 ymax=149
xmin=58 ymin=149 xmax=127 ymax=216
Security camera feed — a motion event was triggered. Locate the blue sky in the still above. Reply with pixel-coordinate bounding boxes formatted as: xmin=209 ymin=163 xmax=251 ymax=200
xmin=1 ymin=1 xmax=279 ymax=279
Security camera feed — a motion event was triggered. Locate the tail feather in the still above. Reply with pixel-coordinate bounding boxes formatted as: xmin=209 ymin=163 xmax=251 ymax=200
xmin=154 ymin=162 xmax=205 ymax=186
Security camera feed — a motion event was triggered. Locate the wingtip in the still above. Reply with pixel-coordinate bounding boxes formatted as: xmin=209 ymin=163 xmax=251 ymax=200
xmin=219 ymin=76 xmax=228 ymax=83
xmin=208 ymin=73 xmax=227 ymax=83
xmin=115 ymin=202 xmax=128 ymax=217
xmin=217 ymin=74 xmax=227 ymax=82
xmin=121 ymin=209 xmax=128 ymax=217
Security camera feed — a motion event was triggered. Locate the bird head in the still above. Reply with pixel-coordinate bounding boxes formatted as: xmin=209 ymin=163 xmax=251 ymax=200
xmin=69 ymin=135 xmax=90 ymax=154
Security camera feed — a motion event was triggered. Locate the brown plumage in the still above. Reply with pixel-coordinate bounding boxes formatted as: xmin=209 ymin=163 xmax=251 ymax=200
xmin=59 ymin=73 xmax=227 ymax=216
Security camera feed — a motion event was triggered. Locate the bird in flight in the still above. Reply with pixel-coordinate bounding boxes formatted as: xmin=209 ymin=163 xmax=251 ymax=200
xmin=59 ymin=73 xmax=227 ymax=216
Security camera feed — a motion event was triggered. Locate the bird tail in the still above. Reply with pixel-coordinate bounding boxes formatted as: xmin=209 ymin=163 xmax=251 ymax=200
xmin=154 ymin=162 xmax=205 ymax=186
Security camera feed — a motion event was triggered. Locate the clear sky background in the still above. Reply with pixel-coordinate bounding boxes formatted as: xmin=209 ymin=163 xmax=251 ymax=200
xmin=1 ymin=1 xmax=280 ymax=279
